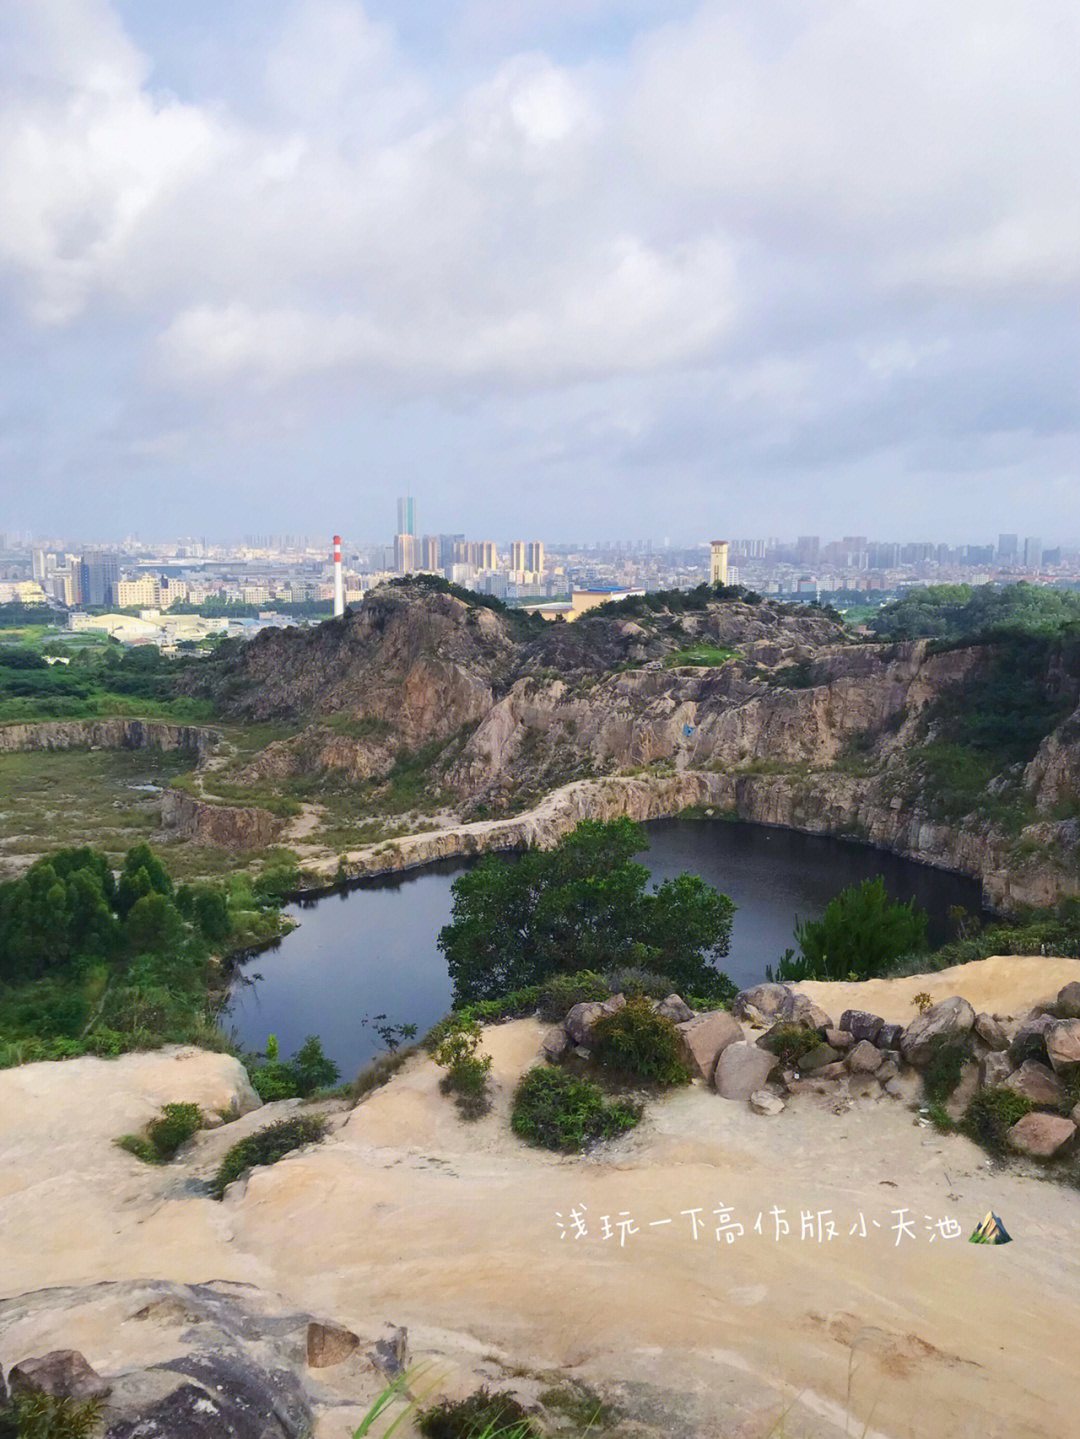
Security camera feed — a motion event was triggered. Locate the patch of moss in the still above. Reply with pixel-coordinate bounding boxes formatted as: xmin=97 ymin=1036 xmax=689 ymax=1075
xmin=416 ymin=1386 xmax=538 ymax=1438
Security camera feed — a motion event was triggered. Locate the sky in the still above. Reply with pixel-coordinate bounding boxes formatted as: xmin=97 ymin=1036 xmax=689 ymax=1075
xmin=1 ymin=0 xmax=1078 ymax=545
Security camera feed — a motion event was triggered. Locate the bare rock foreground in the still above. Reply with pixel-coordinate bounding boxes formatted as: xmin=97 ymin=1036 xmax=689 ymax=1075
xmin=3 ymin=960 xmax=1080 ymax=1438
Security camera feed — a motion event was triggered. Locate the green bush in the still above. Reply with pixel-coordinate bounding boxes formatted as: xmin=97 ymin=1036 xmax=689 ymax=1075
xmin=537 ymin=970 xmax=609 ymax=1021
xmin=434 ymin=1022 xmax=493 ymax=1120
xmin=246 ymin=1035 xmax=339 ymax=1101
xmin=922 ymin=1037 xmax=970 ymax=1105
xmin=510 ymin=1066 xmax=641 ymax=1153
xmin=5 ymin=1392 xmax=103 ymax=1439
xmin=760 ymin=1024 xmax=821 ymax=1067
xmin=416 ymin=1387 xmax=538 ymax=1439
xmin=793 ymin=877 xmax=928 ymax=981
xmin=116 ymin=1101 xmax=202 ymax=1163
xmin=961 ymin=1086 xmax=1033 ymax=1152
xmin=590 ymin=997 xmax=690 ymax=1086
xmin=249 ymin=1061 xmax=302 ymax=1101
xmin=210 ymin=1114 xmax=328 ymax=1198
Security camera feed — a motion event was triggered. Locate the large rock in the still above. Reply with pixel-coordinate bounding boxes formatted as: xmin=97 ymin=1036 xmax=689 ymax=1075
xmin=1004 ymin=1060 xmax=1066 ymax=1108
xmin=974 ymin=1013 xmax=1009 ymax=1051
xmin=982 ymin=1052 xmax=1014 ymax=1087
xmin=900 ymin=996 xmax=975 ymax=1067
xmin=7 ymin=1351 xmax=112 ymax=1403
xmin=1045 ymin=1019 xmax=1080 ymax=1073
xmin=541 ymin=1026 xmax=570 ymax=1062
xmin=656 ymin=994 xmax=694 ymax=1024
xmin=839 ymin=1010 xmax=884 ymax=1044
xmin=1010 ymin=1012 xmax=1057 ymax=1063
xmin=1006 ymin=1112 xmax=1076 ymax=1159
xmin=675 ymin=1010 xmax=743 ymax=1081
xmin=824 ymin=1029 xmax=853 ymax=1050
xmin=749 ymin=1089 xmax=785 ymax=1116
xmin=799 ymin=1044 xmax=843 ymax=1073
xmin=714 ymin=1042 xmax=779 ymax=1101
xmin=306 ymin=1321 xmax=359 ymax=1369
xmin=565 ymin=1002 xmax=605 ymax=1046
xmin=1057 ymin=981 xmax=1080 ymax=1019
xmin=846 ymin=1041 xmax=884 ymax=1074
xmin=784 ymin=994 xmax=833 ymax=1033
xmin=731 ymin=983 xmax=791 ymax=1026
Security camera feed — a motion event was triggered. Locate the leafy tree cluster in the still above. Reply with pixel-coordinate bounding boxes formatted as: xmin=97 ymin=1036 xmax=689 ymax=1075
xmin=385 ymin=573 xmax=546 ymax=637
xmin=0 ymin=638 xmax=212 ymax=721
xmin=437 ymin=818 xmax=735 ymax=1006
xmin=868 ymin=583 xmax=1080 ymax=645
xmin=769 ymin=876 xmax=928 ymax=982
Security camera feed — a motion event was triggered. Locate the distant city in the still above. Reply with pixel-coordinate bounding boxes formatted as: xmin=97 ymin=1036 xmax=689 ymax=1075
xmin=1 ymin=499 xmax=1077 ymax=650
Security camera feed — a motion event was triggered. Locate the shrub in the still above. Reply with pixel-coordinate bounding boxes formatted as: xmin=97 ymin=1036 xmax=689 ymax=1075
xmin=116 ymin=1101 xmax=202 ymax=1163
xmin=435 ymin=1021 xmax=493 ymax=1120
xmin=246 ymin=1035 xmax=339 ymax=1101
xmin=210 ymin=1114 xmax=328 ymax=1198
xmin=793 ymin=877 xmax=929 ymax=981
xmin=537 ymin=970 xmax=609 ymax=1022
xmin=290 ymin=1035 xmax=340 ymax=1095
xmin=760 ymin=1024 xmax=821 ymax=1068
xmin=590 ymin=998 xmax=690 ymax=1086
xmin=249 ymin=1061 xmax=302 ymax=1101
xmin=961 ymin=1086 xmax=1033 ymax=1152
xmin=6 ymin=1393 xmax=103 ymax=1439
xmin=417 ymin=1387 xmax=538 ymax=1439
xmin=927 ymin=1101 xmax=955 ymax=1132
xmin=922 ymin=1037 xmax=970 ymax=1105
xmin=510 ymin=1066 xmax=641 ymax=1153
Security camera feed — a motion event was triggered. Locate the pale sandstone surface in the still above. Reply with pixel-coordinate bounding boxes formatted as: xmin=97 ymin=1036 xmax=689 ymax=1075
xmin=801 ymin=954 xmax=1080 ymax=1027
xmin=2 ymin=997 xmax=1080 ymax=1439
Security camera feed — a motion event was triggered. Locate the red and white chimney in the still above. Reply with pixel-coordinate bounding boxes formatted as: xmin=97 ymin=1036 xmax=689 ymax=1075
xmin=333 ymin=535 xmax=344 ymax=617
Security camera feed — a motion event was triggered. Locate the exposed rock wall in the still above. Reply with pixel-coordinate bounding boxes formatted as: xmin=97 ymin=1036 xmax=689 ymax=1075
xmin=0 ymin=718 xmax=217 ymax=756
xmin=160 ymin=790 xmax=283 ymax=850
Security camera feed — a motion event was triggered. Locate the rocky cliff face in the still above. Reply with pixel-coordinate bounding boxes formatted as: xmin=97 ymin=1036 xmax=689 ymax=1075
xmin=0 ymin=718 xmax=218 ymax=756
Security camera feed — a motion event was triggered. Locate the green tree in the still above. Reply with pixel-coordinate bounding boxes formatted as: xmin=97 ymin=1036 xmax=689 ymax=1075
xmin=438 ymin=818 xmax=735 ymax=1005
xmin=794 ymin=877 xmax=928 ymax=980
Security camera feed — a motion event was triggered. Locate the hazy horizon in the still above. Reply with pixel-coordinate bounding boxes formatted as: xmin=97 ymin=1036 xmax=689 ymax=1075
xmin=3 ymin=2 xmax=1077 ymax=542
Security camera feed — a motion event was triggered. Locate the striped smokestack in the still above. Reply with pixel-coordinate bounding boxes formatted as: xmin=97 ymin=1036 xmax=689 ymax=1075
xmin=333 ymin=534 xmax=345 ymax=617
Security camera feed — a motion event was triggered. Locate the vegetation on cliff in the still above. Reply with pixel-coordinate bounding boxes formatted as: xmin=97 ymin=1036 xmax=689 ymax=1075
xmin=438 ymin=818 xmax=735 ymax=1005
xmin=0 ymin=638 xmax=214 ymax=723
xmin=868 ymin=583 xmax=1080 ymax=645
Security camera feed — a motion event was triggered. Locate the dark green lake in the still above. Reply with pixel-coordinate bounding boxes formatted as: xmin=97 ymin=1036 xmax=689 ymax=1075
xmin=224 ymin=818 xmax=982 ymax=1076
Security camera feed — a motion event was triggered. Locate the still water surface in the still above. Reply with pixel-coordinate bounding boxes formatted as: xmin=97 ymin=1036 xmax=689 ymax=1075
xmin=224 ymin=819 xmax=982 ymax=1075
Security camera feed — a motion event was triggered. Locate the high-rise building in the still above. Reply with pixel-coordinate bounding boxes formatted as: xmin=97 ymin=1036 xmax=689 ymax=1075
xmin=78 ymin=552 xmax=119 ymax=607
xmin=526 ymin=541 xmax=545 ymax=574
xmin=1024 ymin=537 xmax=1043 ymax=570
xmin=421 ymin=535 xmax=440 ymax=571
xmin=438 ymin=534 xmax=464 ymax=568
xmin=510 ymin=541 xmax=526 ymax=573
xmin=479 ymin=541 xmax=498 ymax=570
xmin=394 ymin=533 xmax=418 ymax=573
xmin=796 ymin=536 xmax=820 ymax=564
xmin=709 ymin=540 xmax=729 ymax=587
xmin=32 ymin=549 xmax=47 ymax=583
xmin=396 ymin=497 xmax=416 ymax=537
xmin=998 ymin=533 xmax=1019 ymax=562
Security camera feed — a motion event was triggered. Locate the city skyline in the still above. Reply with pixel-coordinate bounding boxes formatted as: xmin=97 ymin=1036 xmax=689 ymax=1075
xmin=2 ymin=2 xmax=1077 ymax=542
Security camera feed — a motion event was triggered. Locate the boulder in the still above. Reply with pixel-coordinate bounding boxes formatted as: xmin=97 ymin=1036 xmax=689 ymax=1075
xmin=825 ymin=1029 xmax=853 ymax=1050
xmin=1045 ymin=1019 xmax=1080 ymax=1073
xmin=846 ymin=1040 xmax=884 ymax=1074
xmin=565 ymin=1002 xmax=605 ymax=1046
xmin=982 ymin=1051 xmax=1014 ymax=1087
xmin=373 ymin=1325 xmax=409 ymax=1376
xmin=731 ymin=983 xmax=792 ymax=1026
xmin=1004 ymin=1060 xmax=1066 ymax=1108
xmin=944 ymin=1060 xmax=981 ymax=1123
xmin=675 ymin=1010 xmax=743 ymax=1082
xmin=1010 ymin=1012 xmax=1056 ymax=1063
xmin=839 ymin=1010 xmax=884 ymax=1044
xmin=811 ymin=1061 xmax=849 ymax=1082
xmin=900 ymin=996 xmax=975 ymax=1067
xmin=1006 ymin=1112 xmax=1077 ymax=1160
xmin=656 ymin=994 xmax=694 ymax=1024
xmin=876 ymin=1023 xmax=904 ymax=1050
xmin=798 ymin=1044 xmax=843 ymax=1073
xmin=1072 ymin=1101 xmax=1080 ymax=1126
xmin=540 ymin=1026 xmax=570 ymax=1062
xmin=306 ymin=1321 xmax=359 ymax=1369
xmin=876 ymin=1057 xmax=899 ymax=1083
xmin=599 ymin=993 xmax=627 ymax=1017
xmin=974 ymin=1013 xmax=1009 ymax=1051
xmin=1057 ymin=981 xmax=1080 ymax=1019
xmin=714 ymin=1042 xmax=779 ymax=1101
xmin=7 ymin=1351 xmax=112 ymax=1403
xmin=784 ymin=994 xmax=833 ymax=1033
xmin=749 ymin=1089 xmax=785 ymax=1116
